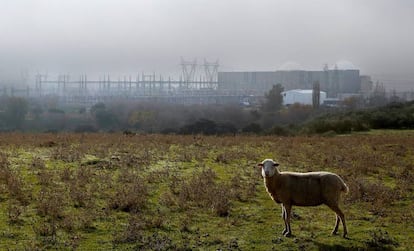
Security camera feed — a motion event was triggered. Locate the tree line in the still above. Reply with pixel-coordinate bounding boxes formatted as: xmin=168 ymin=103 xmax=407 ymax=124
xmin=1 ymin=84 xmax=412 ymax=135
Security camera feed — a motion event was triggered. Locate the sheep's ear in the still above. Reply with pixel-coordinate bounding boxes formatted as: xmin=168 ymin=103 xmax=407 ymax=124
xmin=257 ymin=163 xmax=264 ymax=168
xmin=273 ymin=163 xmax=279 ymax=167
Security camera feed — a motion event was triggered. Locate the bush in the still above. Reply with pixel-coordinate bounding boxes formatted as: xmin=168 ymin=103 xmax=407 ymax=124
xmin=4 ymin=97 xmax=28 ymax=130
xmin=113 ymin=215 xmax=145 ymax=244
xmin=109 ymin=171 xmax=148 ymax=213
xmin=174 ymin=168 xmax=232 ymax=216
xmin=298 ymin=100 xmax=414 ymax=134
xmin=74 ymin=124 xmax=98 ymax=133
xmin=242 ymin=123 xmax=262 ymax=134
xmin=345 ymin=177 xmax=400 ymax=216
xmin=366 ymin=229 xmax=399 ymax=249
xmin=304 ymin=116 xmax=367 ymax=134
xmin=179 ymin=119 xmax=237 ymax=135
xmin=267 ymin=125 xmax=291 ymax=136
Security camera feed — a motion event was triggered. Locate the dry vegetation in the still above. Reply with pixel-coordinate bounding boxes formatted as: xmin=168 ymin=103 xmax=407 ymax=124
xmin=0 ymin=132 xmax=413 ymax=250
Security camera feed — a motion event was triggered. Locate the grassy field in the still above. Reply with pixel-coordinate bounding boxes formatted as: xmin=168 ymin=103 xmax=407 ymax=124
xmin=0 ymin=131 xmax=413 ymax=250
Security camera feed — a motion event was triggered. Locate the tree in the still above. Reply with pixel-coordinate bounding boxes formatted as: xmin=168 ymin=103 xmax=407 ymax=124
xmin=312 ymin=81 xmax=320 ymax=109
xmin=242 ymin=123 xmax=262 ymax=134
xmin=90 ymin=102 xmax=118 ymax=129
xmin=5 ymin=97 xmax=28 ymax=130
xmin=90 ymin=102 xmax=106 ymax=116
xmin=343 ymin=96 xmax=361 ymax=110
xmin=263 ymin=84 xmax=284 ymax=112
xmin=127 ymin=110 xmax=155 ymax=130
xmin=45 ymin=108 xmax=66 ymax=131
xmin=78 ymin=107 xmax=86 ymax=114
xmin=368 ymin=82 xmax=388 ymax=107
xmin=95 ymin=109 xmax=118 ymax=129
xmin=31 ymin=105 xmax=44 ymax=120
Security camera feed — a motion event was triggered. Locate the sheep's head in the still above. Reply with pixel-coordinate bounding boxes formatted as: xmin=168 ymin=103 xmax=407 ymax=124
xmin=257 ymin=159 xmax=279 ymax=178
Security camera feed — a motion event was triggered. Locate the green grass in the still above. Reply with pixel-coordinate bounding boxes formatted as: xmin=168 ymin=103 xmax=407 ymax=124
xmin=0 ymin=132 xmax=413 ymax=250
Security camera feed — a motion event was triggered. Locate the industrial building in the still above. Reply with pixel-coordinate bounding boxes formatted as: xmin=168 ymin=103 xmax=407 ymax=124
xmin=282 ymin=89 xmax=327 ymax=106
xmin=2 ymin=60 xmax=383 ymax=106
xmin=218 ymin=68 xmax=362 ymax=98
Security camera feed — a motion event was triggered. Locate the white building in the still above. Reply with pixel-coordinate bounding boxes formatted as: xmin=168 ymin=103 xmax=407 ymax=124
xmin=282 ymin=89 xmax=327 ymax=106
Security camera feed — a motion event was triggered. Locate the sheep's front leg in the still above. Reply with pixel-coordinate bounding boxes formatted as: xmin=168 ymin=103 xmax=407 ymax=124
xmin=281 ymin=205 xmax=288 ymax=235
xmin=283 ymin=204 xmax=292 ymax=237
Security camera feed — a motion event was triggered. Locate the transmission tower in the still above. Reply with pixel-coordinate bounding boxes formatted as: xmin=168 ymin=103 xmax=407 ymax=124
xmin=180 ymin=57 xmax=197 ymax=85
xmin=203 ymin=58 xmax=219 ymax=88
xmin=20 ymin=68 xmax=29 ymax=85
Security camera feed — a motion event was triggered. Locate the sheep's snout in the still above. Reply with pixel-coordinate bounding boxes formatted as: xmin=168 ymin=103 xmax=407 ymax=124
xmin=261 ymin=166 xmax=276 ymax=178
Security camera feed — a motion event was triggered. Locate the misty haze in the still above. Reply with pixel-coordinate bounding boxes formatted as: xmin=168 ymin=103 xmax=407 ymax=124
xmin=1 ymin=0 xmax=414 ymax=87
xmin=0 ymin=1 xmax=414 ymax=250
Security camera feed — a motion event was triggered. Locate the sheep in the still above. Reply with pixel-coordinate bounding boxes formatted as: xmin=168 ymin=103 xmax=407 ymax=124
xmin=257 ymin=159 xmax=348 ymax=238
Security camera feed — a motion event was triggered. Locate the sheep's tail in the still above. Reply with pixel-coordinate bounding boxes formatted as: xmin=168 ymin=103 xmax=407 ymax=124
xmin=341 ymin=181 xmax=349 ymax=194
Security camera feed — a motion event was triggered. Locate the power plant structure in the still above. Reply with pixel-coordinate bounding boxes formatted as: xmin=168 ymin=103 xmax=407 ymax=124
xmin=1 ymin=58 xmax=226 ymax=105
xmin=4 ymin=60 xmax=408 ymax=106
xmin=218 ymin=67 xmax=361 ymax=98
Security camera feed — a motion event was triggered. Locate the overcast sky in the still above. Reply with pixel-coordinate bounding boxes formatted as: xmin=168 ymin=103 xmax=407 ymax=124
xmin=1 ymin=0 xmax=413 ymax=86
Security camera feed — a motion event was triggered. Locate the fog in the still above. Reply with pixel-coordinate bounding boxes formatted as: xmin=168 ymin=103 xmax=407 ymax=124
xmin=1 ymin=0 xmax=414 ymax=88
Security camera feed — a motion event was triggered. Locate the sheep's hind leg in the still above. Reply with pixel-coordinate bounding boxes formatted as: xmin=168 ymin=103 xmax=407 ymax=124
xmin=281 ymin=205 xmax=288 ymax=235
xmin=328 ymin=204 xmax=348 ymax=238
xmin=331 ymin=214 xmax=340 ymax=235
xmin=283 ymin=204 xmax=292 ymax=237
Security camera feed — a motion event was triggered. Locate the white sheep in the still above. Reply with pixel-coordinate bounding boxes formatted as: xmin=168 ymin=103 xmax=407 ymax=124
xmin=257 ymin=159 xmax=348 ymax=238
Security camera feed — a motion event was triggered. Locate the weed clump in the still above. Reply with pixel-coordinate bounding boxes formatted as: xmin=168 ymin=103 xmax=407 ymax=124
xmin=31 ymin=156 xmax=46 ymax=169
xmin=0 ymin=154 xmax=31 ymax=206
xmin=172 ymin=168 xmax=232 ymax=216
xmin=36 ymin=186 xmax=67 ymax=218
xmin=108 ymin=170 xmax=148 ymax=213
xmin=7 ymin=199 xmax=25 ymax=224
xmin=366 ymin=229 xmax=399 ymax=249
xmin=66 ymin=167 xmax=96 ymax=208
xmin=346 ymin=178 xmax=399 ymax=208
xmin=51 ymin=146 xmax=84 ymax=162
xmin=113 ymin=215 xmax=145 ymax=244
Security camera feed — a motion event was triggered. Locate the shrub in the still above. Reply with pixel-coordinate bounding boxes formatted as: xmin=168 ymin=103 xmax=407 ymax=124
xmin=366 ymin=229 xmax=399 ymax=249
xmin=7 ymin=199 xmax=25 ymax=224
xmin=36 ymin=186 xmax=67 ymax=218
xmin=211 ymin=186 xmax=231 ymax=217
xmin=242 ymin=123 xmax=262 ymax=134
xmin=113 ymin=215 xmax=145 ymax=244
xmin=67 ymin=167 xmax=95 ymax=208
xmin=31 ymin=156 xmax=46 ymax=169
xmin=0 ymin=161 xmax=31 ymax=206
xmin=304 ymin=117 xmax=363 ymax=134
xmin=133 ymin=233 xmax=177 ymax=251
xmin=174 ymin=168 xmax=233 ymax=216
xmin=109 ymin=171 xmax=148 ymax=213
xmin=74 ymin=124 xmax=98 ymax=133
xmin=51 ymin=146 xmax=84 ymax=162
xmin=179 ymin=119 xmax=237 ymax=135
xmin=345 ymin=177 xmax=399 ymax=215
xmin=267 ymin=125 xmax=292 ymax=136
xmin=109 ymin=183 xmax=148 ymax=213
